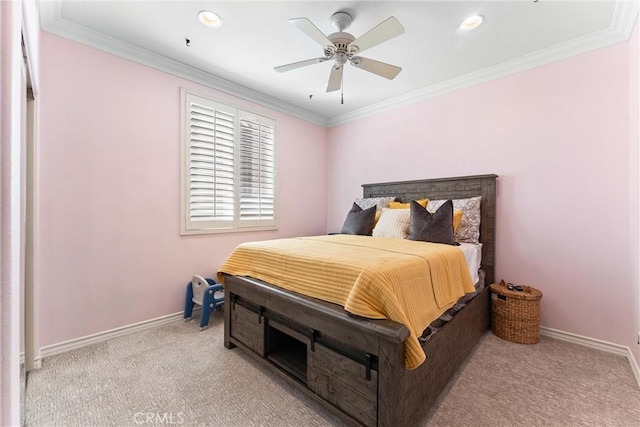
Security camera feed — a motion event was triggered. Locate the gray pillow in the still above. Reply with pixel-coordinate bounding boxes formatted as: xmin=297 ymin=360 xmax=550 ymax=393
xmin=409 ymin=200 xmax=455 ymax=245
xmin=340 ymin=203 xmax=376 ymax=235
xmin=427 ymin=196 xmax=481 ymax=243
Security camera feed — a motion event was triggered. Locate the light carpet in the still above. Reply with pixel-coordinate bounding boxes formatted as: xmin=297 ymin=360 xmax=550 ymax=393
xmin=26 ymin=312 xmax=640 ymax=426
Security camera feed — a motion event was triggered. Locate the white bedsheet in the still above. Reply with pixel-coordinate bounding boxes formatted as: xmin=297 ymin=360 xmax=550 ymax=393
xmin=458 ymin=242 xmax=482 ymax=284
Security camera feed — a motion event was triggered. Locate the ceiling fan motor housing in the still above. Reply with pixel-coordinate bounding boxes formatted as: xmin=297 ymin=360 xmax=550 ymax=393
xmin=326 ymin=32 xmax=356 ymax=63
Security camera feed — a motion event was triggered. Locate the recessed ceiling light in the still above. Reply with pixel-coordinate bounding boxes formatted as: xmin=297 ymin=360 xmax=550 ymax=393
xmin=198 ymin=10 xmax=223 ymax=28
xmin=459 ymin=14 xmax=484 ymax=31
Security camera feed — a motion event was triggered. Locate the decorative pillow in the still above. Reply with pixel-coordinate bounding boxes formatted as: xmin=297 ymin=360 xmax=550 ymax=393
xmin=340 ymin=203 xmax=377 ymax=235
xmin=409 ymin=200 xmax=455 ymax=245
xmin=354 ymin=196 xmax=396 ymax=211
xmin=372 ymin=208 xmax=411 ymax=239
xmin=388 ymin=198 xmax=429 ymax=209
xmin=453 ymin=209 xmax=463 ymax=233
xmin=427 ymin=196 xmax=481 ymax=243
xmin=374 ymin=210 xmax=382 ymax=225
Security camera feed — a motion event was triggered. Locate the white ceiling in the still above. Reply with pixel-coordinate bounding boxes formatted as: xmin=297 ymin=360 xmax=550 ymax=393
xmin=39 ymin=1 xmax=638 ymax=127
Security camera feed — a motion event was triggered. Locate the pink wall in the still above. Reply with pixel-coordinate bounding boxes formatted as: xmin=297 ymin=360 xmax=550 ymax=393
xmin=37 ymin=33 xmax=327 ymax=348
xmin=327 ymin=40 xmax=635 ymax=348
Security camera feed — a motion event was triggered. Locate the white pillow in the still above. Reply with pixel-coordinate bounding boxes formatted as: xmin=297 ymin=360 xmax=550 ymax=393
xmin=372 ymin=208 xmax=411 ymax=239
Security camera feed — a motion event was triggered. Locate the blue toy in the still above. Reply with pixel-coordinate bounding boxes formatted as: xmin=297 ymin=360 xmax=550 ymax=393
xmin=183 ymin=275 xmax=224 ymax=330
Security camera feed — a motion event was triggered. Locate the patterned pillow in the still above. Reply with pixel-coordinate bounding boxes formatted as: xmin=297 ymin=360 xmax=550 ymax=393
xmin=427 ymin=196 xmax=481 ymax=243
xmin=354 ymin=196 xmax=396 ymax=211
xmin=372 ymin=208 xmax=411 ymax=239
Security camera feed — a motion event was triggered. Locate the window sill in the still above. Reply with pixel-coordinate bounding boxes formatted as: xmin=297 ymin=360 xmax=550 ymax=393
xmin=180 ymin=225 xmax=278 ymax=236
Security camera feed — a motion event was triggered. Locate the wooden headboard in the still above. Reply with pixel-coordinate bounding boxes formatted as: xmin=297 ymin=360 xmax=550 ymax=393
xmin=362 ymin=174 xmax=498 ymax=284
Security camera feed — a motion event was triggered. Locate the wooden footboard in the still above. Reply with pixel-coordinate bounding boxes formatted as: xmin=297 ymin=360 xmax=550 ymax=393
xmin=224 ymin=274 xmax=409 ymax=426
xmin=223 ymin=274 xmax=490 ymax=426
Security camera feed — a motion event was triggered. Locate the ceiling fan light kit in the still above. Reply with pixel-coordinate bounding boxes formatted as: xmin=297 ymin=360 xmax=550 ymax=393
xmin=274 ymin=11 xmax=405 ymax=96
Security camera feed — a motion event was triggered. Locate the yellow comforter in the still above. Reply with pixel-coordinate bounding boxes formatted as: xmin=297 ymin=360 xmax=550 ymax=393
xmin=217 ymin=234 xmax=475 ymax=369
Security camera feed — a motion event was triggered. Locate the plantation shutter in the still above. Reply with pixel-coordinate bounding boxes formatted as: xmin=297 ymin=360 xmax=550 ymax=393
xmin=238 ymin=111 xmax=276 ymax=227
xmin=186 ymin=94 xmax=236 ymax=229
xmin=182 ymin=91 xmax=277 ymax=234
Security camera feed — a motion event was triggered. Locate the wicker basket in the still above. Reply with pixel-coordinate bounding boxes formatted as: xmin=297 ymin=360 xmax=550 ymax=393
xmin=490 ymin=281 xmax=542 ymax=344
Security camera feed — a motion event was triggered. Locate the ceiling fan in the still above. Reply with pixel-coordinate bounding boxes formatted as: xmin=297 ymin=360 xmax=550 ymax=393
xmin=274 ymin=11 xmax=405 ymax=93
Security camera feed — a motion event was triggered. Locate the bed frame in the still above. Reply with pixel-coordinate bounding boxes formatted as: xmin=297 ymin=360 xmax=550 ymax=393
xmin=222 ymin=174 xmax=497 ymax=426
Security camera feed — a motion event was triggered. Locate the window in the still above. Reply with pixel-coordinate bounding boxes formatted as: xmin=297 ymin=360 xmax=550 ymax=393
xmin=181 ymin=90 xmax=277 ymax=234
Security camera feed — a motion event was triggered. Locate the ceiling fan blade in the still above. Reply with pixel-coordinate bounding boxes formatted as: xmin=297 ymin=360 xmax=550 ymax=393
xmin=289 ymin=18 xmax=335 ymax=51
xmin=348 ymin=16 xmax=405 ymax=55
xmin=274 ymin=57 xmax=330 ymax=73
xmin=326 ymin=65 xmax=343 ymax=92
xmin=350 ymin=57 xmax=402 ymax=80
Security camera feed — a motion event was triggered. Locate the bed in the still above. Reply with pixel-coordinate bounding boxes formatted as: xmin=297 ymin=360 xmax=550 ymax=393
xmin=219 ymin=174 xmax=497 ymax=426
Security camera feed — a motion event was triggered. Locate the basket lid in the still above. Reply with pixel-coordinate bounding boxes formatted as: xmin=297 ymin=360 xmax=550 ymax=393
xmin=491 ymin=281 xmax=542 ymax=300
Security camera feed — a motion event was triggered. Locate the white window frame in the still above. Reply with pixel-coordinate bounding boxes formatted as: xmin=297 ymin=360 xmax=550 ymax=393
xmin=180 ymin=89 xmax=278 ymax=235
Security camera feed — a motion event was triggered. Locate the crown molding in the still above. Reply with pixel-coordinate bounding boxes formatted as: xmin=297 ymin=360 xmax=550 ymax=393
xmin=40 ymin=1 xmax=638 ymax=129
xmin=38 ymin=1 xmax=328 ymax=127
xmin=612 ymin=0 xmax=640 ymax=34
xmin=327 ymin=0 xmax=639 ymax=127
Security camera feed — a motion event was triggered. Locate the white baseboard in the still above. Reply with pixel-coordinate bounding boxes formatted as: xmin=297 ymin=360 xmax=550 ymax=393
xmin=541 ymin=326 xmax=640 ymax=389
xmin=20 ymin=352 xmax=42 ymax=370
xmin=33 ymin=315 xmax=640 ymax=390
xmin=39 ymin=308 xmax=200 ymax=361
xmin=628 ymin=348 xmax=640 ymax=389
